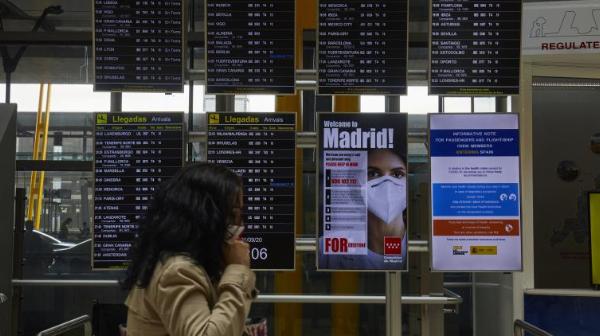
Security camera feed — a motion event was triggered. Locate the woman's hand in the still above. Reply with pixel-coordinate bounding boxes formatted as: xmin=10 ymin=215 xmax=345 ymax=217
xmin=224 ymin=240 xmax=251 ymax=267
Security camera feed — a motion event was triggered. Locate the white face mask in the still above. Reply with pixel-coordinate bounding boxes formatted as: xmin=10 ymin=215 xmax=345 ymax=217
xmin=367 ymin=176 xmax=407 ymax=224
xmin=226 ymin=225 xmax=244 ymax=242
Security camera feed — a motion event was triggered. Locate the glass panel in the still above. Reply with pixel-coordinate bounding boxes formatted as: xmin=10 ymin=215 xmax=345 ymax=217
xmin=444 ymin=97 xmax=471 ymax=113
xmin=14 ymin=171 xmax=115 ymax=278
xmin=4 ymin=84 xmax=211 ymax=113
xmin=360 ymin=96 xmax=385 ymax=113
xmin=474 ymin=97 xmax=495 ymax=113
xmin=204 ymin=95 xmax=217 ymax=112
xmin=245 ymin=95 xmax=276 ymax=112
xmin=401 ymin=86 xmax=438 ymax=114
xmin=52 ymin=85 xmax=111 ymax=112
xmin=13 ymin=113 xmax=435 ymax=335
xmin=122 ymin=89 xmax=194 ymax=112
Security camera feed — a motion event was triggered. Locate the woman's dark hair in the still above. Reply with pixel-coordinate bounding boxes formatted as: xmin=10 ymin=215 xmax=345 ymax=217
xmin=122 ymin=163 xmax=242 ymax=290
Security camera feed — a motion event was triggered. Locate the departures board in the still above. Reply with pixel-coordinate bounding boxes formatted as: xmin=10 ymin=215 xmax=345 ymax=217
xmin=93 ymin=112 xmax=184 ymax=270
xmin=429 ymin=0 xmax=521 ymax=95
xmin=205 ymin=0 xmax=296 ymax=94
xmin=93 ymin=0 xmax=184 ymax=92
xmin=318 ymin=0 xmax=408 ymax=95
xmin=206 ymin=113 xmax=296 ymax=270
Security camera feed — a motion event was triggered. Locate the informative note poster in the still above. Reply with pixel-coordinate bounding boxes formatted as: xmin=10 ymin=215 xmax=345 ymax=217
xmin=93 ymin=0 xmax=184 ymax=92
xmin=93 ymin=112 xmax=184 ymax=270
xmin=317 ymin=113 xmax=408 ymax=271
xmin=206 ymin=113 xmax=296 ymax=270
xmin=430 ymin=114 xmax=522 ymax=271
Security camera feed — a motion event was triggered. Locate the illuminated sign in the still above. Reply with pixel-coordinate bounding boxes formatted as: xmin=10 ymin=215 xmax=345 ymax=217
xmin=206 ymin=112 xmax=296 ymax=270
xmin=93 ymin=112 xmax=184 ymax=270
xmin=430 ymin=113 xmax=522 ymax=271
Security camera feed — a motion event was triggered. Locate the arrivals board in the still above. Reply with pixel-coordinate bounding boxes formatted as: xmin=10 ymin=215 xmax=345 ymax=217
xmin=430 ymin=0 xmax=521 ymax=95
xmin=93 ymin=112 xmax=184 ymax=269
xmin=205 ymin=0 xmax=296 ymax=94
xmin=429 ymin=113 xmax=522 ymax=271
xmin=93 ymin=0 xmax=184 ymax=92
xmin=206 ymin=113 xmax=296 ymax=270
xmin=317 ymin=113 xmax=409 ymax=271
xmin=318 ymin=0 xmax=408 ymax=95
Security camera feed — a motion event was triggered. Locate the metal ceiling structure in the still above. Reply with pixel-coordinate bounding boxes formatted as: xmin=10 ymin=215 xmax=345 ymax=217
xmin=1 ymin=0 xmax=598 ymax=86
xmin=0 ymin=0 xmax=430 ymax=84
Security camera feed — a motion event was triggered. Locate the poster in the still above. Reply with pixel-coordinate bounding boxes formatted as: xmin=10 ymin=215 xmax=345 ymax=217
xmin=430 ymin=113 xmax=522 ymax=271
xmin=317 ymin=113 xmax=408 ymax=271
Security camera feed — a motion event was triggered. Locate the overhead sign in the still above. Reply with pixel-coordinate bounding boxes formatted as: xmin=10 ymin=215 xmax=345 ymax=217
xmin=205 ymin=0 xmax=296 ymax=94
xmin=317 ymin=113 xmax=409 ymax=271
xmin=430 ymin=114 xmax=522 ymax=271
xmin=430 ymin=0 xmax=521 ymax=95
xmin=93 ymin=112 xmax=184 ymax=270
xmin=206 ymin=113 xmax=296 ymax=270
xmin=523 ymin=1 xmax=600 ymax=55
xmin=93 ymin=0 xmax=184 ymax=92
xmin=318 ymin=0 xmax=408 ymax=95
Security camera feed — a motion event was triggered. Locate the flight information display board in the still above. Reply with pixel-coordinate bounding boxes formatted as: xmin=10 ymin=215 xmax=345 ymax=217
xmin=206 ymin=113 xmax=296 ymax=270
xmin=430 ymin=0 xmax=521 ymax=95
xmin=93 ymin=112 xmax=184 ymax=270
xmin=94 ymin=0 xmax=184 ymax=92
xmin=205 ymin=0 xmax=296 ymax=94
xmin=318 ymin=0 xmax=408 ymax=95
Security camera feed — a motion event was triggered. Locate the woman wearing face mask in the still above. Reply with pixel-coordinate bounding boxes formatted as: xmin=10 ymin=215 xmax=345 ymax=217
xmin=122 ymin=163 xmax=256 ymax=336
xmin=320 ymin=149 xmax=407 ymax=270
xmin=365 ymin=149 xmax=408 ymax=268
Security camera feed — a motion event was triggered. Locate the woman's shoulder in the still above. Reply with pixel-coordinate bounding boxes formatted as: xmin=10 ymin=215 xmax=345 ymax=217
xmin=161 ymin=254 xmax=197 ymax=268
xmin=153 ymin=255 xmax=209 ymax=287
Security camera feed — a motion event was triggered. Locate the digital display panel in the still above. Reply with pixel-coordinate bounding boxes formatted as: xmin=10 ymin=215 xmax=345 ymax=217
xmin=430 ymin=0 xmax=521 ymax=95
xmin=94 ymin=0 xmax=184 ymax=92
xmin=430 ymin=113 xmax=522 ymax=271
xmin=317 ymin=113 xmax=409 ymax=271
xmin=93 ymin=112 xmax=184 ymax=269
xmin=205 ymin=0 xmax=296 ymax=94
xmin=206 ymin=113 xmax=296 ymax=270
xmin=318 ymin=0 xmax=408 ymax=95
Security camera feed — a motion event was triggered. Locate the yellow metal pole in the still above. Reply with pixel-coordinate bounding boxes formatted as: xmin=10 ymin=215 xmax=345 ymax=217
xmin=27 ymin=84 xmax=46 ymax=220
xmin=331 ymin=96 xmax=361 ymax=336
xmin=34 ymin=84 xmax=52 ymax=230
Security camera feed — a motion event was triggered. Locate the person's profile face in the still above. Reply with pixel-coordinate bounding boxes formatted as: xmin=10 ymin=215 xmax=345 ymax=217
xmin=231 ymin=191 xmax=244 ymax=227
xmin=367 ymin=149 xmax=406 ymax=180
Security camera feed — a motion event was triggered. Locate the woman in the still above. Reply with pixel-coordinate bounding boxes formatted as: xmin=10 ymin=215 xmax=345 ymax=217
xmin=365 ymin=148 xmax=407 ymax=261
xmin=122 ymin=163 xmax=256 ymax=336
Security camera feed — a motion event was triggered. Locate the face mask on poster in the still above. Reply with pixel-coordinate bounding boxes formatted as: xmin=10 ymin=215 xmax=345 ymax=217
xmin=367 ymin=176 xmax=407 ymax=223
